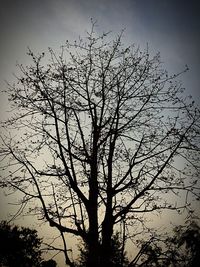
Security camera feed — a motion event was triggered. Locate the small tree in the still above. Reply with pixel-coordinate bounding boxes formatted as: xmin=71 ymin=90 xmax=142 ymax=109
xmin=173 ymin=221 xmax=200 ymax=267
xmin=0 ymin=220 xmax=42 ymax=267
xmin=0 ymin=221 xmax=58 ymax=267
xmin=0 ymin=23 xmax=200 ymax=266
xmin=130 ymin=221 xmax=200 ymax=267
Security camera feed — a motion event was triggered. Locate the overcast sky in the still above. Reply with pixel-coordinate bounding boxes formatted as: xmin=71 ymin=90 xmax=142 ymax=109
xmin=0 ymin=0 xmax=200 ymax=106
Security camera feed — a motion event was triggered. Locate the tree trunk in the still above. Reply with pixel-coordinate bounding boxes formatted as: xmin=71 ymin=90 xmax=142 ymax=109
xmin=87 ymin=204 xmax=100 ymax=267
xmin=101 ymin=208 xmax=114 ymax=266
xmin=87 ymin=125 xmax=100 ymax=267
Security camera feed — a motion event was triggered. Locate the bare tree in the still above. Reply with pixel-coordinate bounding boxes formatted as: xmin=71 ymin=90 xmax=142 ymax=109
xmin=0 ymin=23 xmax=200 ymax=267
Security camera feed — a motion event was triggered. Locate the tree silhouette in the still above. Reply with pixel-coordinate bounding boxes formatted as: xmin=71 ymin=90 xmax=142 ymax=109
xmin=0 ymin=221 xmax=57 ymax=267
xmin=129 ymin=221 xmax=200 ymax=267
xmin=0 ymin=23 xmax=199 ymax=266
xmin=0 ymin=220 xmax=42 ymax=267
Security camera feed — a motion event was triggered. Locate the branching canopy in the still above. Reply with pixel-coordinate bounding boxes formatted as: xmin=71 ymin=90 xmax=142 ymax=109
xmin=1 ymin=24 xmax=200 ymax=266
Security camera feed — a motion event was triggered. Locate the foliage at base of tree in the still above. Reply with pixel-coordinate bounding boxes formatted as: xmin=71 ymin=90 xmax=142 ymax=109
xmin=131 ymin=221 xmax=200 ymax=267
xmin=0 ymin=220 xmax=42 ymax=267
xmin=41 ymin=259 xmax=57 ymax=267
xmin=0 ymin=221 xmax=57 ymax=267
xmin=75 ymin=232 xmax=129 ymax=267
xmin=75 ymin=220 xmax=200 ymax=267
xmin=0 ymin=219 xmax=199 ymax=267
